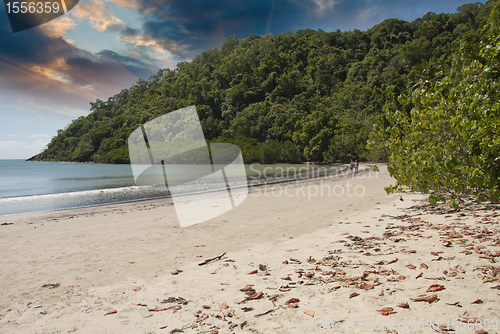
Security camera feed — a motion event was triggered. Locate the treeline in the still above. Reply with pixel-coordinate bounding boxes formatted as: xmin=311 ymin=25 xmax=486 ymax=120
xmin=29 ymin=1 xmax=496 ymax=164
xmin=370 ymin=1 xmax=500 ymax=206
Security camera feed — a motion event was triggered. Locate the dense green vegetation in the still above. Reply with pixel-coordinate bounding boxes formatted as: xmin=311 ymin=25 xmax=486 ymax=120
xmin=30 ymin=1 xmax=497 ymax=165
xmin=369 ymin=1 xmax=500 ymax=206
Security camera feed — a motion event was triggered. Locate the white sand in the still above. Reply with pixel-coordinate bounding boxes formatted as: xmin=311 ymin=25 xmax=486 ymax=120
xmin=0 ymin=164 xmax=499 ymax=334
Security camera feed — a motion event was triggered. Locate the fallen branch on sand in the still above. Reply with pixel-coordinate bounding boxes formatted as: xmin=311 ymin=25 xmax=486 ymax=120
xmin=198 ymin=252 xmax=226 ymax=266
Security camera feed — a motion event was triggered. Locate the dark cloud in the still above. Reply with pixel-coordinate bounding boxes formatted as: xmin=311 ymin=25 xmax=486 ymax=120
xmin=128 ymin=0 xmax=472 ymax=60
xmin=138 ymin=0 xmax=277 ymax=59
xmin=121 ymin=25 xmax=140 ymax=37
xmin=0 ymin=5 xmax=156 ymax=121
xmin=101 ymin=50 xmax=158 ymax=79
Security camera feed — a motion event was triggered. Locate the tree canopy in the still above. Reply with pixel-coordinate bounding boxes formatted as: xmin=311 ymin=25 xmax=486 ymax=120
xmin=29 ymin=1 xmax=497 ymax=165
xmin=369 ymin=1 xmax=500 ymax=206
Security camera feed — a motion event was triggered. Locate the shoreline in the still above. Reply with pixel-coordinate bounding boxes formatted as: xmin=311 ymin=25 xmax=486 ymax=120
xmin=0 ymin=162 xmax=346 ymax=218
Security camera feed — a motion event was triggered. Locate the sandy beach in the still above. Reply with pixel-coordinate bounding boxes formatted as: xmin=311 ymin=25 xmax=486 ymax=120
xmin=0 ymin=164 xmax=499 ymax=334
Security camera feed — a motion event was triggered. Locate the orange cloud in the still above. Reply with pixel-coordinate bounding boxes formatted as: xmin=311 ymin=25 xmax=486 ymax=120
xmin=72 ymin=0 xmax=124 ymax=32
xmin=108 ymin=0 xmax=141 ymax=9
xmin=40 ymin=16 xmax=77 ymax=40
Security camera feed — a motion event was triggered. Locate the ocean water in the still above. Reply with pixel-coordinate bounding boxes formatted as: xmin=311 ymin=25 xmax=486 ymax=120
xmin=0 ymin=160 xmax=341 ymax=216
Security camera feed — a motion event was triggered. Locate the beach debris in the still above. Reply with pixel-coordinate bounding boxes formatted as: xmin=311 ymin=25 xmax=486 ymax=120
xmin=259 ymin=264 xmax=268 ymax=271
xmin=411 ymin=294 xmax=438 ymax=303
xmin=380 ymin=311 xmax=396 ymax=316
xmin=384 ymin=327 xmax=398 ymax=334
xmin=104 ymin=310 xmax=117 ymax=316
xmin=170 ymin=325 xmax=191 ymax=333
xmin=377 ymin=307 xmax=394 ymax=313
xmin=247 ymin=270 xmax=258 ymax=275
xmin=159 ymin=325 xmax=168 ymax=329
xmin=304 ymin=310 xmax=315 ymax=317
xmin=471 ymin=299 xmax=483 ymax=304
xmin=420 ymin=263 xmax=428 ymax=269
xmin=396 ymin=302 xmax=409 ymax=309
xmin=219 ymin=303 xmax=229 ymax=310
xmin=268 ymin=294 xmax=279 ymax=301
xmin=148 ymin=305 xmax=182 ymax=311
xmin=41 ymin=283 xmax=60 ymax=289
xmin=426 ymin=284 xmax=445 ymax=292
xmin=285 ymin=298 xmax=300 ymax=308
xmin=349 ymin=292 xmax=359 ymax=298
xmin=255 ymin=309 xmax=275 ymax=317
xmin=245 ymin=292 xmax=263 ymax=301
xmin=430 ymin=323 xmax=455 ymax=333
xmin=195 ymin=313 xmax=209 ymax=322
xmin=198 ymin=252 xmax=226 ymax=266
xmin=458 ymin=317 xmax=482 ymax=323
xmin=133 ymin=287 xmax=141 ymax=291
xmin=161 ymin=297 xmax=188 ymax=305
xmin=240 ymin=284 xmax=254 ymax=292
xmin=241 ymin=307 xmax=254 ymax=312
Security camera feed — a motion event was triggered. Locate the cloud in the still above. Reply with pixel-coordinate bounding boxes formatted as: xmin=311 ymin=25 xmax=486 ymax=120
xmin=72 ymin=0 xmax=124 ymax=32
xmin=108 ymin=0 xmax=142 ymax=10
xmin=0 ymin=5 xmax=156 ymax=121
xmin=308 ymin=0 xmax=339 ymax=13
xmin=40 ymin=16 xmax=77 ymax=39
xmin=100 ymin=49 xmax=160 ymax=79
xmin=0 ymin=139 xmax=50 ymax=159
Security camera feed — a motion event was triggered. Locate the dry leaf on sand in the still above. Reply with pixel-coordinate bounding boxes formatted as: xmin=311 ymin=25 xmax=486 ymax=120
xmin=411 ymin=294 xmax=438 ymax=303
xmin=304 ymin=310 xmax=315 ymax=317
xmin=426 ymin=284 xmax=445 ymax=292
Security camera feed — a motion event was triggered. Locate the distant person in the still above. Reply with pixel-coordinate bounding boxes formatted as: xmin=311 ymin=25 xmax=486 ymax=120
xmin=349 ymin=160 xmax=354 ymax=176
xmin=354 ymin=160 xmax=359 ymax=174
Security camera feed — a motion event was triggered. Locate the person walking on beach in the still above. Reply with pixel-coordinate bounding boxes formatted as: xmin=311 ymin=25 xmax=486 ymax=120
xmin=349 ymin=160 xmax=354 ymax=176
xmin=354 ymin=160 xmax=359 ymax=174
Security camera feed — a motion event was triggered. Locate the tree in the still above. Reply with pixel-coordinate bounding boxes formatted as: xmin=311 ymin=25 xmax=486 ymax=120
xmin=369 ymin=2 xmax=500 ymax=207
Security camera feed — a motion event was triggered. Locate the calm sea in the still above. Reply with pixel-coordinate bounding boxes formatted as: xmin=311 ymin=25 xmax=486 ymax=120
xmin=0 ymin=160 xmax=339 ymax=216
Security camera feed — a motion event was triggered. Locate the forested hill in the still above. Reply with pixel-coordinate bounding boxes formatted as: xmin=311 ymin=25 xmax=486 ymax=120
xmin=29 ymin=1 xmax=496 ymax=164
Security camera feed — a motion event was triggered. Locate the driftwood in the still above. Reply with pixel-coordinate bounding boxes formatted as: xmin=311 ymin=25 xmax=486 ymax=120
xmin=198 ymin=252 xmax=226 ymax=266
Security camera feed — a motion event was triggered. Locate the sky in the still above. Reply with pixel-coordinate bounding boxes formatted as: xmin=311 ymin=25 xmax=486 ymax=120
xmin=0 ymin=0 xmax=477 ymax=159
